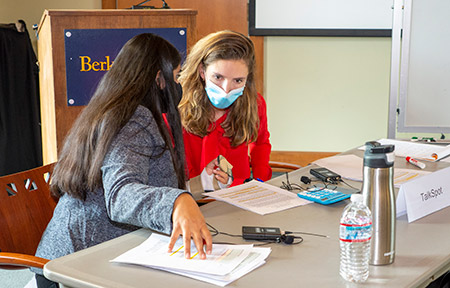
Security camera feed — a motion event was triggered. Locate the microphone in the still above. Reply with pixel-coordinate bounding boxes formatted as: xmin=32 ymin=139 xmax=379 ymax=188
xmin=279 ymin=234 xmax=294 ymax=244
xmin=301 ymin=176 xmax=311 ymax=184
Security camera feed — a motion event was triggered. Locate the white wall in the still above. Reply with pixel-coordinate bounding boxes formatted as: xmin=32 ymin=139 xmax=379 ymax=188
xmin=265 ymin=36 xmax=392 ymax=152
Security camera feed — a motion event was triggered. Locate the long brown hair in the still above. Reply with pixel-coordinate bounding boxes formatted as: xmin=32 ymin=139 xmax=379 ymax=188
xmin=51 ymin=33 xmax=185 ymax=200
xmin=178 ymin=30 xmax=259 ymax=146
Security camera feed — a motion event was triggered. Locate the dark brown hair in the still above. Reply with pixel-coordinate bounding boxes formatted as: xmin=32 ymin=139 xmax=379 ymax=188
xmin=51 ymin=33 xmax=185 ymax=199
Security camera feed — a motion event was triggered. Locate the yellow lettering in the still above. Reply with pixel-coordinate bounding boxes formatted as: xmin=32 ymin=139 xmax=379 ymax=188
xmin=80 ymin=56 xmax=114 ymax=72
xmin=100 ymin=61 xmax=107 ymax=71
xmin=106 ymin=56 xmax=113 ymax=70
xmin=80 ymin=56 xmax=92 ymax=71
xmin=92 ymin=61 xmax=100 ymax=71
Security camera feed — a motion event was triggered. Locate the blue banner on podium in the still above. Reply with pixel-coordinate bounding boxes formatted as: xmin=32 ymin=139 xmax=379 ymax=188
xmin=64 ymin=28 xmax=187 ymax=106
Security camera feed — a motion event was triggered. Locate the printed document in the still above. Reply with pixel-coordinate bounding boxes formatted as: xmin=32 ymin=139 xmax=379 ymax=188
xmin=111 ymin=233 xmax=271 ymax=286
xmin=203 ymin=180 xmax=310 ymax=215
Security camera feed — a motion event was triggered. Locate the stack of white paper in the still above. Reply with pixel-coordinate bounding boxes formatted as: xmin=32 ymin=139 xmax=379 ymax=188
xmin=111 ymin=233 xmax=271 ymax=287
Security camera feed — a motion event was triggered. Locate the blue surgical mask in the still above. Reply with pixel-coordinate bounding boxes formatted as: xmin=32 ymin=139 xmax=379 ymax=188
xmin=205 ymin=79 xmax=245 ymax=109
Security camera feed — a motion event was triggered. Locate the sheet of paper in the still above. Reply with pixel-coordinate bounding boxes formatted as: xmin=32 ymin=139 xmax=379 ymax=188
xmin=111 ymin=233 xmax=251 ymax=276
xmin=358 ymin=138 xmax=450 ymax=162
xmin=313 ymin=154 xmax=431 ymax=188
xmin=392 ymin=169 xmax=431 ymax=187
xmin=203 ymin=180 xmax=310 ymax=215
xmin=313 ymin=154 xmax=364 ymax=182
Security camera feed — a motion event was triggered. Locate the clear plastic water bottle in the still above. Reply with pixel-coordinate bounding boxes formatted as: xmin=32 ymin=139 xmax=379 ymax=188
xmin=339 ymin=194 xmax=372 ymax=283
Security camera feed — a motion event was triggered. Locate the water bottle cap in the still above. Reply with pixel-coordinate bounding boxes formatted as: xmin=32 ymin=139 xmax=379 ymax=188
xmin=366 ymin=142 xmax=394 ymax=154
xmin=363 ymin=141 xmax=395 ymax=168
xmin=350 ymin=193 xmax=363 ymax=203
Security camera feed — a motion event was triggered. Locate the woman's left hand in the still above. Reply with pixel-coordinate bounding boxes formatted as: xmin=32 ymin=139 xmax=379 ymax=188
xmin=205 ymin=159 xmax=230 ymax=185
xmin=168 ymin=193 xmax=213 ymax=259
xmin=212 ymin=169 xmax=229 ymax=185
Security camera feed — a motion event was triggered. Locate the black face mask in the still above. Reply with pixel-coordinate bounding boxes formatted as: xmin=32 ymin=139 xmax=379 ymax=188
xmin=158 ymin=83 xmax=183 ymax=114
xmin=174 ymin=82 xmax=183 ymax=106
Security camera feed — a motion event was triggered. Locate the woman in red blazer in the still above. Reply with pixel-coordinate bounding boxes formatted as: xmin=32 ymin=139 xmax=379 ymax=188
xmin=178 ymin=30 xmax=272 ymax=189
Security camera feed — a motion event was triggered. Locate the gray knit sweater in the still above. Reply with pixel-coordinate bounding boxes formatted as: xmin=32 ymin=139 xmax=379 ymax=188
xmin=34 ymin=106 xmax=187 ymax=274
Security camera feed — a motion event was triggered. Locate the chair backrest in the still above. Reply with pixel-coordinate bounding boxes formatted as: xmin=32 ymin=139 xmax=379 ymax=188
xmin=0 ymin=163 xmax=57 ymax=255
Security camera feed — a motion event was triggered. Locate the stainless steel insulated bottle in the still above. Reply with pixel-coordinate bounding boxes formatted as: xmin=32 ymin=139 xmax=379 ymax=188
xmin=361 ymin=141 xmax=396 ymax=265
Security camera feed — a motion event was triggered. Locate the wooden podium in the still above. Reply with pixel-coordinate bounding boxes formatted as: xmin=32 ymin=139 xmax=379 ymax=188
xmin=37 ymin=9 xmax=197 ymax=164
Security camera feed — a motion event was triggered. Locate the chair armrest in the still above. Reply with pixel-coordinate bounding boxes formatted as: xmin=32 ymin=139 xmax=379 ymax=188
xmin=196 ymin=198 xmax=216 ymax=205
xmin=269 ymin=161 xmax=301 ymax=171
xmin=0 ymin=252 xmax=49 ymax=270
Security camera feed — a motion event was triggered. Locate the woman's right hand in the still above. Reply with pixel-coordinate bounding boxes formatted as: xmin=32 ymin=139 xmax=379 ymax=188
xmin=168 ymin=193 xmax=212 ymax=259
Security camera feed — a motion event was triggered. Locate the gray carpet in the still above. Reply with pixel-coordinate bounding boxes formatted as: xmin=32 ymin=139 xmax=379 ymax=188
xmin=0 ymin=269 xmax=34 ymax=288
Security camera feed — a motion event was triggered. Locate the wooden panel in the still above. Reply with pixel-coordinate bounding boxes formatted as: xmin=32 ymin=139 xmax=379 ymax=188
xmin=37 ymin=9 xmax=197 ymax=164
xmin=116 ymin=0 xmax=246 ymax=38
xmin=270 ymin=151 xmax=339 ymax=168
xmin=105 ymin=0 xmax=265 ymax=94
xmin=102 ymin=0 xmax=116 ymax=9
xmin=251 ymin=36 xmax=264 ymax=94
xmin=37 ymin=13 xmax=58 ymax=164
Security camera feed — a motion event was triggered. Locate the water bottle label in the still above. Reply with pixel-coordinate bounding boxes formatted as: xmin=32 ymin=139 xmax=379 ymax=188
xmin=339 ymin=222 xmax=372 ymax=242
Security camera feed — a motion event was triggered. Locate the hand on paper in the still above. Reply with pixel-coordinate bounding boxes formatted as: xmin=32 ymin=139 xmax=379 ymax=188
xmin=205 ymin=158 xmax=229 ymax=185
xmin=169 ymin=193 xmax=212 ymax=259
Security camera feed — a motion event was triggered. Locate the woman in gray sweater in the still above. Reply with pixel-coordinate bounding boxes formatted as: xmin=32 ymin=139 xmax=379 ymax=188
xmin=34 ymin=33 xmax=212 ymax=287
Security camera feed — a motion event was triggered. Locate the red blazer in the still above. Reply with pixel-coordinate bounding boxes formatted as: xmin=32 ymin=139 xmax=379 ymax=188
xmin=183 ymin=94 xmax=272 ymax=186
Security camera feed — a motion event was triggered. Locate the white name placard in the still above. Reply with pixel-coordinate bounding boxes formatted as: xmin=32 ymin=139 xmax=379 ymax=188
xmin=397 ymin=166 xmax=450 ymax=222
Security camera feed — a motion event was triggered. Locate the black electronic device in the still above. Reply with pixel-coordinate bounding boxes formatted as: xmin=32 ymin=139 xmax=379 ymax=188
xmin=242 ymin=226 xmax=281 ymax=241
xmin=310 ymin=167 xmax=341 ymax=183
xmin=300 ymin=176 xmax=311 ymax=184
